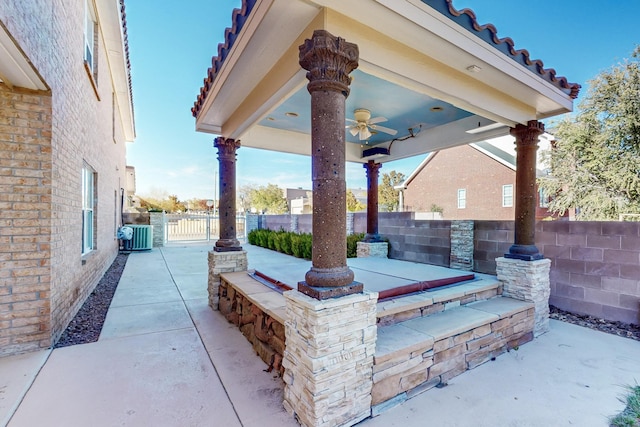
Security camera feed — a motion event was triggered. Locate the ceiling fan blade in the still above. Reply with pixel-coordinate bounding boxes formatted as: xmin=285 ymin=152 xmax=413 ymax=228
xmin=370 ymin=124 xmax=398 ymax=135
xmin=349 ymin=127 xmax=359 ymax=137
xmin=368 ymin=116 xmax=388 ymax=124
xmin=345 ymin=118 xmax=357 ymax=123
xmin=359 ymin=127 xmax=372 ymax=140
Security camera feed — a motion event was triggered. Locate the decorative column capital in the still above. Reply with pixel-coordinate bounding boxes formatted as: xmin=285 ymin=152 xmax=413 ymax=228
xmin=299 ymin=29 xmax=359 ymax=96
xmin=214 ymin=137 xmax=241 ymax=158
xmin=510 ymin=120 xmax=544 ymax=147
xmin=363 ymin=160 xmax=382 ymax=178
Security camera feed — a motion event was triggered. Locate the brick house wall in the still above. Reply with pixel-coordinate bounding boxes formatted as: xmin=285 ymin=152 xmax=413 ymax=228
xmin=402 ymin=144 xmax=558 ymax=221
xmin=0 ymin=0 xmax=133 ymax=356
xmin=404 ymin=145 xmax=516 ymax=220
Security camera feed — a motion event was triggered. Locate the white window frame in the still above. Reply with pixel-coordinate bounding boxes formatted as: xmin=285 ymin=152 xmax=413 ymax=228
xmin=457 ymin=188 xmax=466 ymax=209
xmin=84 ymin=0 xmax=97 ymax=74
xmin=539 ymin=188 xmax=549 ymax=208
xmin=502 ymin=184 xmax=514 ymax=208
xmin=82 ymin=164 xmax=96 ymax=255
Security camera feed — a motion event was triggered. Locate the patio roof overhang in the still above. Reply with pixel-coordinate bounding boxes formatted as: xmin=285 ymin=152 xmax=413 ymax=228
xmin=193 ymin=0 xmax=579 ymax=164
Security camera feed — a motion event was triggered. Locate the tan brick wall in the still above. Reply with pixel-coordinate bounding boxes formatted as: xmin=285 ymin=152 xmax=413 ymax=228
xmin=0 ymin=85 xmax=53 ymax=356
xmin=0 ymin=0 xmax=130 ymax=355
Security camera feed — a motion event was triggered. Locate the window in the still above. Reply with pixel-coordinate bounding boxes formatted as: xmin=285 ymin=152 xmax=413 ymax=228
xmin=84 ymin=0 xmax=97 ymax=74
xmin=539 ymin=188 xmax=549 ymax=208
xmin=502 ymin=184 xmax=514 ymax=207
xmin=82 ymin=164 xmax=96 ymax=254
xmin=457 ymin=189 xmax=466 ymax=209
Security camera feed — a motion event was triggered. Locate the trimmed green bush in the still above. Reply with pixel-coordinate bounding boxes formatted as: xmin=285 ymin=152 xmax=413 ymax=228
xmin=347 ymin=232 xmax=365 ymax=258
xmin=247 ymin=229 xmax=362 ymax=260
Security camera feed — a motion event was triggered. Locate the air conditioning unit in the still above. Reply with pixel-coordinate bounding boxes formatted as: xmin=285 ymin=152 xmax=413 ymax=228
xmin=125 ymin=224 xmax=153 ymax=250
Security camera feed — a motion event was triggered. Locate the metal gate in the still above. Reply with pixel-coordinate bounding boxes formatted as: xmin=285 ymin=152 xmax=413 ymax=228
xmin=164 ymin=213 xmax=245 ymax=242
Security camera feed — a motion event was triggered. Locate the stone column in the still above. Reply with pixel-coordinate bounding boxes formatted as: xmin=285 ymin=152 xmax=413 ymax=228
xmin=283 ymin=289 xmax=378 ymax=427
xmin=149 ymin=211 xmax=165 ymax=247
xmin=496 ymin=257 xmax=551 ymax=336
xmin=449 ymin=220 xmax=473 ymax=270
xmin=298 ymin=29 xmax=361 ymax=300
xmin=506 ymin=120 xmax=543 ymax=261
xmin=363 ymin=160 xmax=382 ymax=242
xmin=208 ymin=137 xmax=247 ymax=311
xmin=214 ymin=137 xmax=241 ymax=252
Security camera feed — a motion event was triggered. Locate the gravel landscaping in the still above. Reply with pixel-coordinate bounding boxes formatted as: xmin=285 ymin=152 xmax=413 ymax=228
xmin=54 ymin=253 xmax=129 ymax=348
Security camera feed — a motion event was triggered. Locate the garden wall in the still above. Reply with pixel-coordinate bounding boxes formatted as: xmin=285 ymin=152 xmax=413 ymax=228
xmin=253 ymin=213 xmax=639 ymax=325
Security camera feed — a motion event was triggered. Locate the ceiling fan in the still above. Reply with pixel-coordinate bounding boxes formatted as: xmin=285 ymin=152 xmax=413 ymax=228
xmin=346 ymin=108 xmax=398 ymax=141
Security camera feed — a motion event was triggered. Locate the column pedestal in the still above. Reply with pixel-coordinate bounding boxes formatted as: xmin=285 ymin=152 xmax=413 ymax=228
xmin=207 ymin=250 xmax=248 ymax=310
xmin=283 ymin=289 xmax=378 ymax=427
xmin=357 ymin=241 xmax=388 ymax=258
xmin=496 ymin=257 xmax=551 ymax=337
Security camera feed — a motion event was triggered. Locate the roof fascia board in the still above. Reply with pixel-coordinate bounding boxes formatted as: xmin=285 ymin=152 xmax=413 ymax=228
xmin=378 ymin=0 xmax=574 ymax=112
xmin=469 ymin=142 xmax=516 ymax=171
xmin=0 ymin=20 xmax=48 ymax=91
xmin=95 ymin=0 xmax=135 ymax=141
xmin=195 ymin=0 xmax=276 ymax=131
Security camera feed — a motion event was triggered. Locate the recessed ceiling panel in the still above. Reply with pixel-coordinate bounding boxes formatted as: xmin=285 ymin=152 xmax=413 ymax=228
xmin=259 ymin=69 xmax=473 ymax=146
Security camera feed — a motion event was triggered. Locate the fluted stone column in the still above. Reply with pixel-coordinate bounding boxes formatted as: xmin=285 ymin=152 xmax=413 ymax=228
xmin=364 ymin=160 xmax=382 ymax=242
xmin=214 ymin=137 xmax=241 ymax=252
xmin=506 ymin=120 xmax=543 ymax=261
xmin=298 ymin=29 xmax=361 ymax=299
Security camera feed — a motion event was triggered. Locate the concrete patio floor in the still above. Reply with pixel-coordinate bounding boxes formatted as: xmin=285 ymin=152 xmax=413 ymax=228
xmin=1 ymin=243 xmax=639 ymax=426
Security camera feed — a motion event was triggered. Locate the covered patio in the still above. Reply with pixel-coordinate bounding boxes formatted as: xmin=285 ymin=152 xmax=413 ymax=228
xmin=192 ymin=1 xmax=579 ymax=425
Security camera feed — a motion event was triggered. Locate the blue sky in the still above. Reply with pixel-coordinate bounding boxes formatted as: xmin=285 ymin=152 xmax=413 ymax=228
xmin=125 ymin=0 xmax=639 ymax=200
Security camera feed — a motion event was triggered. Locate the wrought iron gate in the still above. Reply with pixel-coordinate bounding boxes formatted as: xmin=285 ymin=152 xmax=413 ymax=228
xmin=164 ymin=213 xmax=245 ymax=242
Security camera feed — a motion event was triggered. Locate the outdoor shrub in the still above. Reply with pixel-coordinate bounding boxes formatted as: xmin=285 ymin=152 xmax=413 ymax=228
xmin=279 ymin=232 xmax=292 ymax=255
xmin=300 ymin=233 xmax=312 ymax=259
xmin=248 ymin=229 xmax=356 ymax=261
xmin=267 ymin=232 xmax=276 ymax=250
xmin=347 ymin=232 xmax=365 ymax=258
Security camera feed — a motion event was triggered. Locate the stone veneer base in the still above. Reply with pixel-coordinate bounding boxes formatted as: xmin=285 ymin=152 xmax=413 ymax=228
xmin=495 ymin=257 xmax=551 ymax=337
xmin=283 ymin=290 xmax=378 ymax=427
xmin=357 ymin=241 xmax=388 ymax=258
xmin=207 ymin=250 xmax=248 ymax=310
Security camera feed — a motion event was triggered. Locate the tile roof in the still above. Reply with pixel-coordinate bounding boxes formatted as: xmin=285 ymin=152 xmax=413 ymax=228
xmin=192 ymin=0 xmax=580 ymax=119
xmin=426 ymin=0 xmax=580 ymax=99
xmin=120 ymin=0 xmax=135 ymax=127
xmin=192 ymin=0 xmax=256 ymax=118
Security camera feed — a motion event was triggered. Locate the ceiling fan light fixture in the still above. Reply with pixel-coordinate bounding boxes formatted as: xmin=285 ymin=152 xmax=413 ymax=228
xmin=359 ymin=126 xmax=372 ymax=140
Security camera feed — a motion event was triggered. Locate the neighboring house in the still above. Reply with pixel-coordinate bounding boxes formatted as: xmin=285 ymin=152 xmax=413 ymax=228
xmin=0 ymin=0 xmax=135 ymax=356
xmin=285 ymin=188 xmax=311 ymax=214
xmin=401 ymin=135 xmax=561 ymax=221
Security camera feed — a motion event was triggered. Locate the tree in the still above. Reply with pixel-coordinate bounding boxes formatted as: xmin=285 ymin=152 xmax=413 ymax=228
xmin=379 ymin=170 xmax=406 ymax=212
xmin=346 ymin=189 xmax=365 ymax=212
xmin=250 ymin=183 xmax=289 ymax=214
xmin=238 ymin=184 xmax=255 ymax=213
xmin=539 ymin=46 xmax=640 ymax=220
xmin=139 ymin=194 xmax=187 ymax=213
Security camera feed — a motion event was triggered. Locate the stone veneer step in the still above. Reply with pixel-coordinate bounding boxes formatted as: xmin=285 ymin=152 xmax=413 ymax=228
xmin=371 ymin=296 xmax=535 ymax=414
xmin=376 ymin=278 xmax=502 ymax=326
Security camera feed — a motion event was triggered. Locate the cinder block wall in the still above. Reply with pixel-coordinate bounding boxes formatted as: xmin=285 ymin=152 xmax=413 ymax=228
xmin=1 ymin=0 xmax=129 ymax=354
xmin=538 ymin=221 xmax=640 ymax=325
xmin=254 ymin=213 xmax=639 ymax=325
xmin=378 ymin=213 xmax=451 ymax=267
xmin=473 ymin=221 xmax=514 ymax=274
